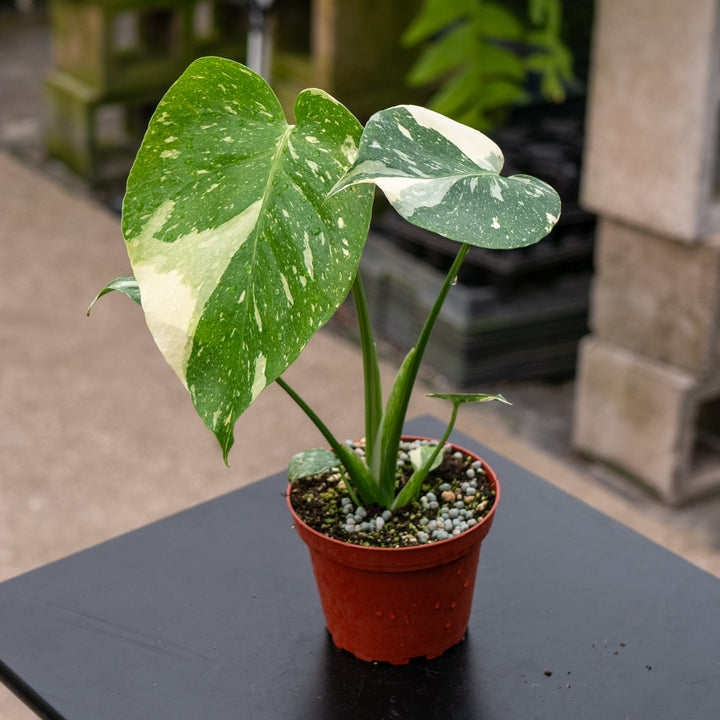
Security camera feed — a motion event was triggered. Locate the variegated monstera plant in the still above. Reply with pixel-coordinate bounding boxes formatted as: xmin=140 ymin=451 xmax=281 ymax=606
xmin=91 ymin=56 xmax=560 ymax=510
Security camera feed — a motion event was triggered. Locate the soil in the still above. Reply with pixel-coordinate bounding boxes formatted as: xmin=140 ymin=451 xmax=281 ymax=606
xmin=289 ymin=442 xmax=496 ymax=548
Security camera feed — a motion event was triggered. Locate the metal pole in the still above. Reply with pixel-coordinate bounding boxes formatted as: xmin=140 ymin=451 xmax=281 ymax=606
xmin=247 ymin=0 xmax=275 ymax=78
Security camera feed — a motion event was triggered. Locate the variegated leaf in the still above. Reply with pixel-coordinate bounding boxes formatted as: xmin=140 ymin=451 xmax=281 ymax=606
xmin=87 ymin=277 xmax=141 ymax=316
xmin=121 ymin=57 xmax=374 ymax=461
xmin=331 ymin=104 xmax=560 ymax=249
xmin=288 ymin=448 xmax=339 ymax=482
xmin=426 ymin=391 xmax=512 ymax=405
xmin=408 ymin=444 xmax=443 ymax=474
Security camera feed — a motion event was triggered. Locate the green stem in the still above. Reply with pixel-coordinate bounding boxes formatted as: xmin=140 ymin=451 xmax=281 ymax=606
xmin=275 ymin=376 xmax=378 ymax=506
xmin=351 ymin=273 xmax=383 ymax=463
xmin=377 ymin=243 xmax=470 ymax=497
xmin=391 ymin=402 xmax=459 ymax=509
xmin=276 ymin=377 xmax=339 ymax=449
xmin=429 ymin=402 xmax=459 ymax=469
xmin=414 ymin=244 xmax=469 ymax=372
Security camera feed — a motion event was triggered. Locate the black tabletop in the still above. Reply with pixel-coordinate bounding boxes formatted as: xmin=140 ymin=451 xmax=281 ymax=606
xmin=2 ymin=416 xmax=720 ymax=719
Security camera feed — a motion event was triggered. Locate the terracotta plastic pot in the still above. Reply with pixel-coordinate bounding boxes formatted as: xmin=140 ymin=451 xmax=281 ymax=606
xmin=287 ymin=436 xmax=499 ymax=664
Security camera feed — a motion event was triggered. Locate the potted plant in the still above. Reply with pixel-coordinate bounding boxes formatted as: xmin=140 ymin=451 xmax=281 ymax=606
xmin=90 ymin=56 xmax=560 ymax=664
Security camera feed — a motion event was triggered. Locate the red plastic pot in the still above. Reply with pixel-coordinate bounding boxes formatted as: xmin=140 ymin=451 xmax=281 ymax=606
xmin=287 ymin=436 xmax=499 ymax=664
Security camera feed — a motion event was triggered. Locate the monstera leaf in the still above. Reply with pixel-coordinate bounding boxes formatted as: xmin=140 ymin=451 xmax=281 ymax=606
xmin=121 ymin=57 xmax=374 ymax=461
xmin=332 ymin=104 xmax=560 ymax=249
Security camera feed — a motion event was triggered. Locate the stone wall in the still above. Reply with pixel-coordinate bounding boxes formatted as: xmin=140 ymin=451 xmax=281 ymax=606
xmin=573 ymin=0 xmax=720 ymax=503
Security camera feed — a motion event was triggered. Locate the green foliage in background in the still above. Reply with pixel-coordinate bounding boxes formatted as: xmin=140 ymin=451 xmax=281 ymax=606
xmin=404 ymin=0 xmax=574 ymax=131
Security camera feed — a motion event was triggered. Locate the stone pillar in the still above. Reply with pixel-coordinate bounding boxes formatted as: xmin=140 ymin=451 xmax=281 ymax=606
xmin=573 ymin=0 xmax=720 ymax=502
xmin=45 ymin=0 xmax=248 ymax=182
xmin=271 ymin=0 xmax=423 ymax=123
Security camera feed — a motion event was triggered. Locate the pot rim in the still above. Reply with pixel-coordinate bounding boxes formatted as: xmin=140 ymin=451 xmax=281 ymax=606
xmin=287 ymin=436 xmax=500 ymax=569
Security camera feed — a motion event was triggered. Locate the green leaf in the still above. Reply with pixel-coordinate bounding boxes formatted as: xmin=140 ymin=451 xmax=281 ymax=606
xmin=371 ymin=347 xmax=418 ymax=506
xmin=331 ymin=105 xmax=560 ymax=250
xmin=121 ymin=57 xmax=374 ymax=462
xmin=427 ymin=391 xmax=512 ymax=406
xmin=333 ymin=443 xmax=380 ymax=505
xmin=352 ymin=275 xmax=383 ymax=464
xmin=406 ymin=24 xmax=477 ymax=86
xmin=287 ymin=448 xmax=339 ymax=482
xmin=425 ymin=64 xmax=482 ymax=120
xmin=472 ymin=2 xmax=525 ymax=41
xmin=402 ymin=0 xmax=473 ymax=46
xmin=409 ymin=443 xmax=444 ymax=474
xmin=87 ymin=277 xmax=141 ymax=316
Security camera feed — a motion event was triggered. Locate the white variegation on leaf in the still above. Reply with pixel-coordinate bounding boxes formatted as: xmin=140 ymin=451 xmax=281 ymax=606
xmin=409 ymin=444 xmax=443 ymax=474
xmin=332 ymin=105 xmax=560 ymax=249
xmin=121 ymin=57 xmax=374 ymax=461
xmin=288 ymin=448 xmax=339 ymax=483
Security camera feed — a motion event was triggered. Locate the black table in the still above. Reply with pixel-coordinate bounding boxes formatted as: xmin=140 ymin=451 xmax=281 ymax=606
xmin=2 ymin=416 xmax=720 ymax=719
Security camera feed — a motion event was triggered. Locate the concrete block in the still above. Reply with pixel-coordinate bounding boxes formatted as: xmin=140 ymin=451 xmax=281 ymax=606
xmin=44 ymin=70 xmax=164 ymax=181
xmin=581 ymin=0 xmax=720 ymax=240
xmin=44 ymin=71 xmax=100 ymax=179
xmin=51 ymin=0 xmax=198 ymax=96
xmin=46 ymin=1 xmax=247 ymax=182
xmin=573 ymin=337 xmax=720 ymax=503
xmin=573 ymin=337 xmax=692 ymax=501
xmin=589 ymin=218 xmax=720 ymax=375
xmin=273 ymin=0 xmax=423 ymax=122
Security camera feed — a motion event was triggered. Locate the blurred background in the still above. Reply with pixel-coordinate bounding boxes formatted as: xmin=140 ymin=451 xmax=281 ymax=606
xmin=2 ymin=2 xmax=720 ymax=716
